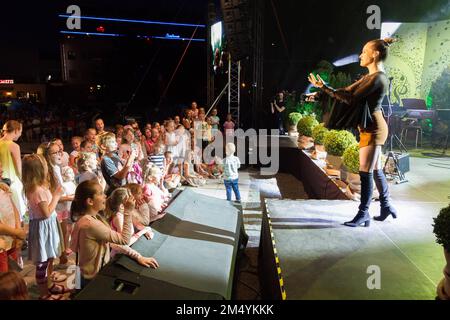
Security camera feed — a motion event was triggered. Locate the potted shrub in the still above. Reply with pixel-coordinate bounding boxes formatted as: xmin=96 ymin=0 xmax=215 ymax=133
xmin=287 ymin=112 xmax=302 ymax=137
xmin=323 ymin=130 xmax=357 ymax=169
xmin=433 ymin=204 xmax=450 ymax=300
xmin=297 ymin=115 xmax=319 ymax=150
xmin=342 ymin=143 xmax=361 ymax=195
xmin=312 ymin=123 xmax=328 ymax=153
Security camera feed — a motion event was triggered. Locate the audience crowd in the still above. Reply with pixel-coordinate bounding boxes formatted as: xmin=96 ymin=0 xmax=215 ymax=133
xmin=0 ymin=101 xmax=239 ymax=300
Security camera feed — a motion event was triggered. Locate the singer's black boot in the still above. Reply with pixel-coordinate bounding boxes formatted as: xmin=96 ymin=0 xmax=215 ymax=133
xmin=373 ymin=169 xmax=397 ymax=221
xmin=344 ymin=171 xmax=373 ymax=227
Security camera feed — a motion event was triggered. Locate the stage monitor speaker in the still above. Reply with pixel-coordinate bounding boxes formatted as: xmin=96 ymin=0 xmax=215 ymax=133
xmin=396 ymin=153 xmax=410 ymax=173
xmin=386 ymin=152 xmax=410 ymax=174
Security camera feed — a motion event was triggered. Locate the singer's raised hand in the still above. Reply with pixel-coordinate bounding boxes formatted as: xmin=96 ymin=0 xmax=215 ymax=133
xmin=308 ymin=73 xmax=325 ymax=88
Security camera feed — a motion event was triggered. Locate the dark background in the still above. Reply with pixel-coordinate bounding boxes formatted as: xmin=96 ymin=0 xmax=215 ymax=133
xmin=0 ymin=0 xmax=449 ymax=124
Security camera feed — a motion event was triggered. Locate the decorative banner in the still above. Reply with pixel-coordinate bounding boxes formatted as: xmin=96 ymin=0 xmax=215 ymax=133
xmin=381 ymin=20 xmax=450 ymax=108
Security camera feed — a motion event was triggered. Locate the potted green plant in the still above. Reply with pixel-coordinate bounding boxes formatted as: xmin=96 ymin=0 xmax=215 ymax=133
xmin=287 ymin=112 xmax=302 ymax=137
xmin=433 ymin=204 xmax=450 ymax=300
xmin=312 ymin=123 xmax=328 ymax=152
xmin=342 ymin=143 xmax=360 ymax=195
xmin=323 ymin=130 xmax=357 ymax=169
xmin=297 ymin=115 xmax=319 ymax=149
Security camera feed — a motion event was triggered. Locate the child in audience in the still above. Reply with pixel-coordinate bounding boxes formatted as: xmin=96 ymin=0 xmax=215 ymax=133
xmin=174 ymin=124 xmax=188 ymax=173
xmin=183 ymin=151 xmax=206 ymax=187
xmin=223 ymin=142 xmax=241 ymax=202
xmin=69 ymin=136 xmax=82 ymax=173
xmin=0 ymin=271 xmax=29 ymax=300
xmin=23 ymin=154 xmax=70 ymax=300
xmin=127 ymin=183 xmax=165 ymax=226
xmin=223 ymin=113 xmax=235 ymax=138
xmin=45 ymin=141 xmax=73 ymax=267
xmin=59 ymin=166 xmax=77 ymax=257
xmin=163 ymin=151 xmax=182 ymax=190
xmin=70 ymin=180 xmax=150 ymax=289
xmin=80 ymin=140 xmax=94 ymax=154
xmin=76 ymin=152 xmax=106 ymax=191
xmin=165 ymin=120 xmax=180 ymax=161
xmin=148 ymin=143 xmax=166 ymax=173
xmin=143 ymin=165 xmax=170 ymax=212
xmin=119 ymin=128 xmax=144 ymax=184
xmin=103 ymin=188 xmax=158 ymax=268
xmin=54 ymin=138 xmax=70 ymax=167
xmin=0 ymin=182 xmax=26 ymax=273
xmin=100 ymin=134 xmax=134 ymax=196
xmin=76 ymin=152 xmax=98 ymax=184
xmin=208 ymin=156 xmax=224 ymax=179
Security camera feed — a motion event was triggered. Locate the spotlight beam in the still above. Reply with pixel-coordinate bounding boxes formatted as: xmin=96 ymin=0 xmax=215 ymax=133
xmin=58 ymin=14 xmax=206 ymax=28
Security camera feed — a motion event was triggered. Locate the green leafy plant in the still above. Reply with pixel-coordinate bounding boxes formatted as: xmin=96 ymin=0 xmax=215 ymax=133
xmin=433 ymin=204 xmax=450 ymax=251
xmin=312 ymin=123 xmax=329 ymax=145
xmin=323 ymin=130 xmax=357 ymax=156
xmin=430 ymin=66 xmax=450 ymax=110
xmin=342 ymin=143 xmax=360 ymax=174
xmin=288 ymin=112 xmax=302 ymax=126
xmin=297 ymin=115 xmax=319 ymax=137
xmin=284 ymin=94 xmax=298 ymax=117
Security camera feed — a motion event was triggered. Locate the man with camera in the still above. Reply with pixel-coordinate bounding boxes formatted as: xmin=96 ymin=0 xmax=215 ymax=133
xmin=271 ymin=91 xmax=286 ymax=135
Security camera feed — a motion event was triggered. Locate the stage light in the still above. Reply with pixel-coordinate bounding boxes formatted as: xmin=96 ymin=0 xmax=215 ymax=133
xmin=58 ymin=14 xmax=206 ymax=28
xmin=96 ymin=25 xmax=105 ymax=33
xmin=60 ymin=31 xmax=123 ymax=37
xmin=333 ymin=54 xmax=360 ymax=67
xmin=241 ymin=83 xmax=246 ymax=88
xmin=5 ymin=92 xmax=12 ymax=96
xmin=381 ymin=22 xmax=402 ymax=38
xmin=60 ymin=31 xmax=206 ymax=42
xmin=151 ymin=35 xmax=205 ymax=42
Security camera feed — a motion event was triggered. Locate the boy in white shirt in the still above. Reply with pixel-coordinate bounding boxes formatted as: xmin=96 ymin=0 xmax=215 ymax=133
xmin=223 ymin=143 xmax=241 ymax=202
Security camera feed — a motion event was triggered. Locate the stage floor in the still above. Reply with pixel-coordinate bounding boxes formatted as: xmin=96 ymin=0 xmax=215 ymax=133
xmin=266 ymin=198 xmax=447 ymax=300
xmin=20 ymin=154 xmax=448 ymax=300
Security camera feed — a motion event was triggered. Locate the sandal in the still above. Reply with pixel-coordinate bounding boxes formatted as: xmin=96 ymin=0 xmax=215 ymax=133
xmin=50 ymin=272 xmax=68 ymax=283
xmin=39 ymin=294 xmax=63 ymax=300
xmin=48 ymin=283 xmax=72 ymax=295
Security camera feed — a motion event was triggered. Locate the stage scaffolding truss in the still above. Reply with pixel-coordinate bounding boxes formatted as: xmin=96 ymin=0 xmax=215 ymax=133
xmin=228 ymin=59 xmax=241 ymax=127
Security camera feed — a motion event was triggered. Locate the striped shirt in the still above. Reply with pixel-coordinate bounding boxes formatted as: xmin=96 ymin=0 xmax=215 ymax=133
xmin=223 ymin=155 xmax=241 ymax=180
xmin=148 ymin=154 xmax=165 ymax=171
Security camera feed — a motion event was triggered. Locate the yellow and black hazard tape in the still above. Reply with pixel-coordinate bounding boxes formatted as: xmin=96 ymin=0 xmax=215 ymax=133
xmin=264 ymin=199 xmax=287 ymax=300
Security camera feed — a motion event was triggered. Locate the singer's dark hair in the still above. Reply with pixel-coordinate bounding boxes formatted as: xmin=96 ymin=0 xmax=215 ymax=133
xmin=369 ymin=37 xmax=397 ymax=62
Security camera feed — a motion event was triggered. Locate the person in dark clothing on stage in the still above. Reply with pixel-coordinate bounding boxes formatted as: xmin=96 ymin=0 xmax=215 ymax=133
xmin=308 ymin=38 xmax=398 ymax=228
xmin=271 ymin=92 xmax=286 ymax=135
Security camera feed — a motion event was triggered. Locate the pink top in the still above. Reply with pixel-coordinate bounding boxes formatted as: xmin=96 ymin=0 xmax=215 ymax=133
xmin=27 ymin=186 xmax=54 ymax=220
xmin=223 ymin=121 xmax=235 ymax=136
xmin=110 ymin=212 xmax=142 ymax=260
xmin=143 ymin=184 xmax=165 ymax=212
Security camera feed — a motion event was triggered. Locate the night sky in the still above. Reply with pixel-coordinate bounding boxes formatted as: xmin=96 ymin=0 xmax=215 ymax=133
xmin=1 ymin=0 xmax=449 ymax=122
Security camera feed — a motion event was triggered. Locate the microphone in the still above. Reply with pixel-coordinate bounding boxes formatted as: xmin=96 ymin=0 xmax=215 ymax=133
xmin=389 ymin=77 xmax=394 ymax=81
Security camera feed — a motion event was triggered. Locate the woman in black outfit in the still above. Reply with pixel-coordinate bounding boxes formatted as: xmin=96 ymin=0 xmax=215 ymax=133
xmin=308 ymin=38 xmax=398 ymax=227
